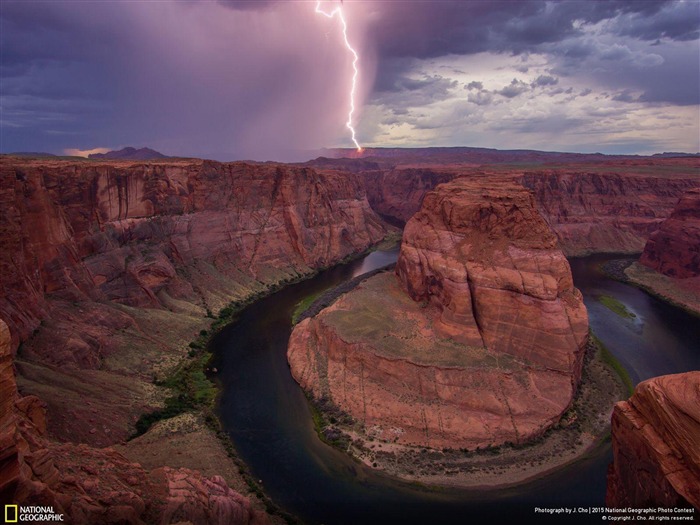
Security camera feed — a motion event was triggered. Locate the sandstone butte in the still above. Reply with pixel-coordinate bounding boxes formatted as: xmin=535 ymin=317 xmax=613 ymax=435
xmin=288 ymin=179 xmax=589 ymax=450
xmin=640 ymin=187 xmax=700 ymax=279
xmin=607 ymin=371 xmax=700 ymax=508
xmin=0 ymin=156 xmax=392 ymax=522
xmin=353 ymin=157 xmax=700 ymax=256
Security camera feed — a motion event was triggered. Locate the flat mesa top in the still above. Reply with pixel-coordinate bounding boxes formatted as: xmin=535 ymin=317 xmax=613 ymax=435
xmin=320 ymin=271 xmax=523 ymax=372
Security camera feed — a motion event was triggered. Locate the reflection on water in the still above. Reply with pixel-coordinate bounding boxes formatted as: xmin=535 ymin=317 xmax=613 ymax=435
xmin=351 ymin=246 xmax=401 ymax=278
xmin=569 ymin=255 xmax=700 ymax=385
xmin=211 ymin=251 xmax=699 ymax=525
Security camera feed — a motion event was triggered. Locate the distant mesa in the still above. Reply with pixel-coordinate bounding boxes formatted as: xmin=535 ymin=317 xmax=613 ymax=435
xmin=324 ymin=146 xmax=700 ymax=164
xmin=88 ymin=146 xmax=168 ymax=160
xmin=651 ymin=152 xmax=700 ymax=158
xmin=7 ymin=152 xmax=57 ymax=158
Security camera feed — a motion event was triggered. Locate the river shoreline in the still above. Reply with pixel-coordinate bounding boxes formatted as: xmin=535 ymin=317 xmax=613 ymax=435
xmin=306 ymin=334 xmax=629 ymax=491
xmin=213 ymin=251 xmax=700 ymax=525
xmin=601 ymin=258 xmax=700 ymax=317
xmin=117 ymin=235 xmax=403 ymax=524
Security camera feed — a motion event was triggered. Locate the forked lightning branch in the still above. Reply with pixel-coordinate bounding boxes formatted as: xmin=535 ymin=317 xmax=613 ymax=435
xmin=315 ymin=0 xmax=363 ymax=152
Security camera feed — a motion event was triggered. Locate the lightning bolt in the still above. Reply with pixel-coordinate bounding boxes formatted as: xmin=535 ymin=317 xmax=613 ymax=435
xmin=315 ymin=1 xmax=363 ymax=152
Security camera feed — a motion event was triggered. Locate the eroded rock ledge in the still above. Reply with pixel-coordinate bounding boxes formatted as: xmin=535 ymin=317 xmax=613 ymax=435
xmin=288 ymin=179 xmax=588 ymax=451
xmin=607 ymin=372 xmax=700 ymax=508
xmin=0 ymin=157 xmax=391 ymax=446
xmin=0 ymin=319 xmax=268 ymax=524
xmin=0 ymin=156 xmax=393 ymax=523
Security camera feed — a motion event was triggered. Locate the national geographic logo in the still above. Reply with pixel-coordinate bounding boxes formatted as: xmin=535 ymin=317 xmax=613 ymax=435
xmin=4 ymin=505 xmax=64 ymax=522
xmin=5 ymin=504 xmax=18 ymax=523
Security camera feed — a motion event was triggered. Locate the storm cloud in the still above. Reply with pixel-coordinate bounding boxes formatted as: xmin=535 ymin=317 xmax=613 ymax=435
xmin=1 ymin=0 xmax=698 ymax=158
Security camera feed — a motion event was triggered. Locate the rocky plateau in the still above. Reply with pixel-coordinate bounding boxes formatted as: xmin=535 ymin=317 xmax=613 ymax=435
xmin=2 ymin=151 xmax=698 ymax=519
xmin=325 ymin=157 xmax=699 ymax=255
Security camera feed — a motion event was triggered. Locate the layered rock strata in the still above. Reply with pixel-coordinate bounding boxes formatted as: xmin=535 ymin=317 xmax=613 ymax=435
xmin=288 ymin=180 xmax=588 ymax=450
xmin=0 ymin=157 xmax=390 ymax=445
xmin=1 ymin=157 xmax=388 ymax=346
xmin=639 ymin=188 xmax=700 ymax=278
xmin=355 ymin=159 xmax=699 ymax=256
xmin=362 ymin=168 xmax=457 ymax=223
xmin=0 ymin=156 xmax=392 ymax=522
xmin=607 ymin=372 xmax=700 ymax=508
xmin=520 ymin=168 xmax=699 ymax=256
xmin=0 ymin=318 xmax=268 ymax=524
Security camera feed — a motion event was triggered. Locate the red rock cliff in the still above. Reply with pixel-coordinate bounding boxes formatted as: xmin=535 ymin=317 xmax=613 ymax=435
xmin=520 ymin=168 xmax=699 ymax=256
xmin=362 ymin=168 xmax=456 ymax=223
xmin=288 ymin=179 xmax=588 ymax=450
xmin=0 ymin=318 xmax=269 ymax=524
xmin=1 ymin=158 xmax=389 ymax=345
xmin=639 ymin=188 xmax=700 ymax=278
xmin=0 ymin=157 xmax=391 ymax=446
xmin=607 ymin=372 xmax=700 ymax=508
xmin=357 ymin=159 xmax=699 ymax=256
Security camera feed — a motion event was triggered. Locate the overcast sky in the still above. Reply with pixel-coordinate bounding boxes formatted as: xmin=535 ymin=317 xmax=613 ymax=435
xmin=1 ymin=0 xmax=699 ymax=160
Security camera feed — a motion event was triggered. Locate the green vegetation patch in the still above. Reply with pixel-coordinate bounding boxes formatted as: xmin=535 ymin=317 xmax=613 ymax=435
xmin=598 ymin=294 xmax=636 ymax=319
xmin=592 ymin=333 xmax=634 ymax=395
xmin=133 ymin=351 xmax=217 ymax=437
xmin=306 ymin=394 xmax=355 ymax=451
xmin=292 ymin=292 xmax=322 ymax=324
xmin=131 ymin=298 xmax=251 ymax=438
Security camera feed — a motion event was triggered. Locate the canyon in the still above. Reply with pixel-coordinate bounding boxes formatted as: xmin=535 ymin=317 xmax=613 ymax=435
xmin=324 ymin=157 xmax=699 ymax=256
xmin=288 ymin=179 xmax=589 ymax=451
xmin=0 ymin=157 xmax=389 ymax=443
xmin=1 ymin=152 xmax=698 ymax=520
xmin=640 ymin=187 xmax=700 ymax=278
xmin=621 ymin=186 xmax=700 ymax=316
xmin=0 ymin=318 xmax=269 ymax=524
xmin=0 ymin=156 xmax=391 ymax=521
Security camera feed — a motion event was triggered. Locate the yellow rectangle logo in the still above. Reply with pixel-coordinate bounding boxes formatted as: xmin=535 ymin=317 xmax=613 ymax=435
xmin=5 ymin=504 xmax=18 ymax=523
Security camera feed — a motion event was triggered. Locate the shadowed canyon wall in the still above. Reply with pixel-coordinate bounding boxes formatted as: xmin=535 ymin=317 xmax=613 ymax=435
xmin=0 ymin=157 xmax=390 ymax=445
xmin=0 ymin=318 xmax=269 ymax=524
xmin=639 ymin=187 xmax=700 ymax=278
xmin=0 ymin=156 xmax=392 ymax=521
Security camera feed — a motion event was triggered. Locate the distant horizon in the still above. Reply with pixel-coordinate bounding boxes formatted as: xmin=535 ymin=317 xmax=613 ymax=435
xmin=2 ymin=1 xmax=698 ymax=161
xmin=4 ymin=143 xmax=700 ymax=164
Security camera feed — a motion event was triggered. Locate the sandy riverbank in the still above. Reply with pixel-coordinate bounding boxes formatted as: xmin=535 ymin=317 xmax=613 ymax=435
xmin=311 ymin=335 xmax=629 ymax=490
xmin=624 ymin=262 xmax=700 ymax=317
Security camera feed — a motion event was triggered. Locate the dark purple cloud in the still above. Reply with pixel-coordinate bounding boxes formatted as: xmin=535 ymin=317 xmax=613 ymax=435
xmin=532 ymin=75 xmax=559 ymax=87
xmin=363 ymin=0 xmax=697 ymax=108
xmin=366 ymin=0 xmax=679 ymax=60
xmin=1 ymin=0 xmax=698 ymax=158
xmin=1 ymin=1 xmax=357 ymax=159
xmin=497 ymin=79 xmax=531 ymax=98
